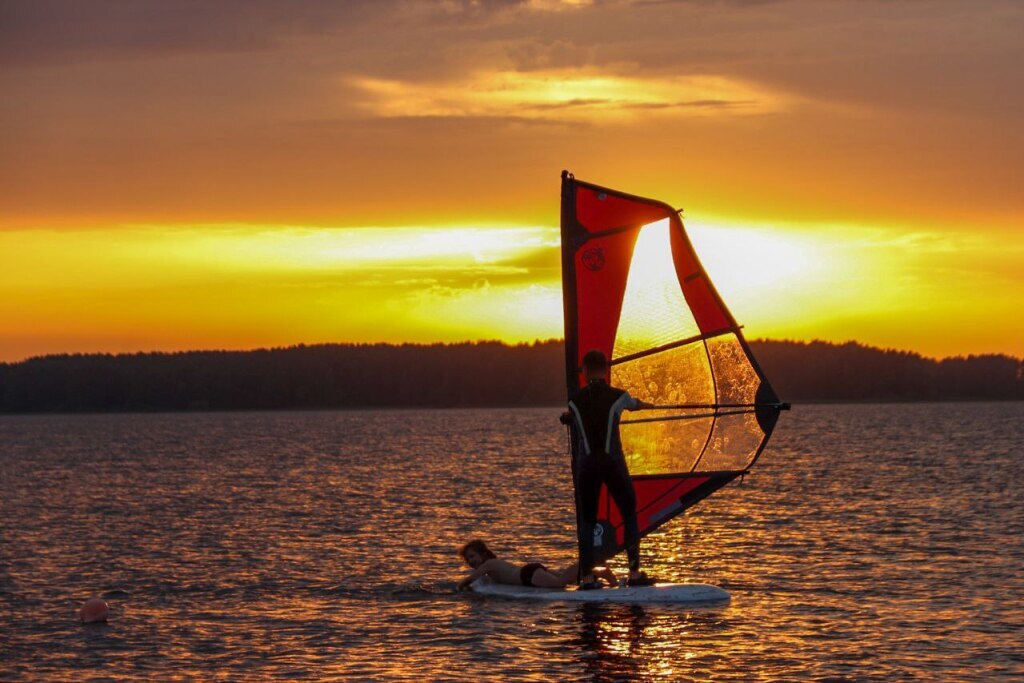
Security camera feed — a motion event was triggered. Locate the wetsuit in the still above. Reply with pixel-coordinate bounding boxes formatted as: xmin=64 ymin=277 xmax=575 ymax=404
xmin=567 ymin=378 xmax=642 ymax=580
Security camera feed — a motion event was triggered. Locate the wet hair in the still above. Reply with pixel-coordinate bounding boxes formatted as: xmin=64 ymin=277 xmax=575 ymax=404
xmin=458 ymin=539 xmax=496 ymax=563
xmin=582 ymin=350 xmax=608 ymax=373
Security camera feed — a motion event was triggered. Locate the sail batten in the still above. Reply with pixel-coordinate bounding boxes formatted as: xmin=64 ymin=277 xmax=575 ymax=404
xmin=621 ymin=408 xmax=760 ymax=425
xmin=609 ymin=327 xmax=738 ymax=366
xmin=560 ymin=170 xmax=784 ymax=562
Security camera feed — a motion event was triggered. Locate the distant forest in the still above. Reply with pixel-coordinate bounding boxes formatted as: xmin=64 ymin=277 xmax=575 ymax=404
xmin=0 ymin=339 xmax=1021 ymax=413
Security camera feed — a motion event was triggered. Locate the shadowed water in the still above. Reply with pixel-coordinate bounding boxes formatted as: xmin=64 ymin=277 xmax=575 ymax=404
xmin=1 ymin=404 xmax=1021 ymax=681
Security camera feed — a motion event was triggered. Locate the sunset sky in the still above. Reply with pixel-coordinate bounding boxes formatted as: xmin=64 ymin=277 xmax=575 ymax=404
xmin=2 ymin=0 xmax=1022 ymax=362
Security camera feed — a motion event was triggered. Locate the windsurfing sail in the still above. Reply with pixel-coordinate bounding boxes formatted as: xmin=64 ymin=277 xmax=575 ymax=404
xmin=560 ymin=170 xmax=788 ymax=563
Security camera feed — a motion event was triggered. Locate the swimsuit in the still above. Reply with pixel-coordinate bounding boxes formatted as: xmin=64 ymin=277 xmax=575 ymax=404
xmin=520 ymin=562 xmax=548 ymax=586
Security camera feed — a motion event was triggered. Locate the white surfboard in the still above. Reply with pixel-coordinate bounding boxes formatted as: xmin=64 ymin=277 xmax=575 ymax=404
xmin=470 ymin=577 xmax=729 ymax=604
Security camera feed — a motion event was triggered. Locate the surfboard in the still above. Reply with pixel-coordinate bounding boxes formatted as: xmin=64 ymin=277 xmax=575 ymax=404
xmin=470 ymin=577 xmax=729 ymax=604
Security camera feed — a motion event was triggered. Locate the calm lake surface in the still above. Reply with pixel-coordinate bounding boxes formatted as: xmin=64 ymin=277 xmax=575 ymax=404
xmin=1 ymin=404 xmax=1022 ymax=681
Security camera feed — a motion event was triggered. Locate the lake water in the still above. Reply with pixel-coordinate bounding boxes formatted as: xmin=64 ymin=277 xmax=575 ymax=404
xmin=1 ymin=404 xmax=1022 ymax=681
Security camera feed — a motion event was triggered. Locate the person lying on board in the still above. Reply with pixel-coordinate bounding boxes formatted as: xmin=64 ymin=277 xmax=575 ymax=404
xmin=456 ymin=539 xmax=618 ymax=591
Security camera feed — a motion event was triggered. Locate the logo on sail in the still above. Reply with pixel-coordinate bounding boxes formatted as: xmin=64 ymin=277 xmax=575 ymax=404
xmin=582 ymin=247 xmax=605 ymax=271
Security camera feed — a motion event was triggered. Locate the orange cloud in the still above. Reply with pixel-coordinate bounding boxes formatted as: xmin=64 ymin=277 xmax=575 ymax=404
xmin=348 ymin=70 xmax=791 ymax=121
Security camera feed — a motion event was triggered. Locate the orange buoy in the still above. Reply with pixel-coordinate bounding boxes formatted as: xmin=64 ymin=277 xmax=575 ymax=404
xmin=80 ymin=598 xmax=109 ymax=624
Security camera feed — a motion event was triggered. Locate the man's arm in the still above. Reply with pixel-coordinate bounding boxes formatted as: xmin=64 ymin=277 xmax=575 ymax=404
xmin=626 ymin=393 xmax=654 ymax=410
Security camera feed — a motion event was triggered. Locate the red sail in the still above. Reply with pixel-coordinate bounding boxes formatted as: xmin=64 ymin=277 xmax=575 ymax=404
xmin=560 ymin=171 xmax=784 ymax=561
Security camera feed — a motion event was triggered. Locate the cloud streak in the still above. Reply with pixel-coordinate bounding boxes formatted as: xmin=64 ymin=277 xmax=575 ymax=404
xmin=348 ymin=70 xmax=790 ymax=121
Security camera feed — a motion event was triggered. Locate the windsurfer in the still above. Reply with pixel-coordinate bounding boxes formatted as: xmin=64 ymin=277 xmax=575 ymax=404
xmin=456 ymin=539 xmax=617 ymax=590
xmin=562 ymin=350 xmax=656 ymax=589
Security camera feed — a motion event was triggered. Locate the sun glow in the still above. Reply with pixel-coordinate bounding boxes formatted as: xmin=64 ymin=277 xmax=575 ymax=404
xmin=686 ymin=219 xmax=836 ymax=335
xmin=0 ymin=225 xmax=563 ymax=361
xmin=608 ymin=217 xmax=841 ymax=353
xmin=1 ymin=216 xmax=1022 ymax=362
xmin=614 ymin=220 xmax=698 ymax=359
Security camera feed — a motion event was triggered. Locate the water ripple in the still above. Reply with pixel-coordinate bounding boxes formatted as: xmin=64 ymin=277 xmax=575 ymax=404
xmin=1 ymin=405 xmax=1022 ymax=681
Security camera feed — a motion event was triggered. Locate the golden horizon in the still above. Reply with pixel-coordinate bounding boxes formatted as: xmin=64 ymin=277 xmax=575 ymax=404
xmin=2 ymin=215 xmax=1021 ymax=363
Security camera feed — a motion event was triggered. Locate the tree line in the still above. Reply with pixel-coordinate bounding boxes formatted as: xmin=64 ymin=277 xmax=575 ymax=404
xmin=0 ymin=339 xmax=1020 ymax=413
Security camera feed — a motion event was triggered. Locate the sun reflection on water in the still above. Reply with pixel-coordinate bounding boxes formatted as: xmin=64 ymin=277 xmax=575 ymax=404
xmin=1 ymin=405 xmax=1021 ymax=680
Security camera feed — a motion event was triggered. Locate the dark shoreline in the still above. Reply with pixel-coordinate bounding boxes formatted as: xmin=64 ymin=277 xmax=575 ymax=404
xmin=2 ymin=339 xmax=1021 ymax=413
xmin=2 ymin=400 xmax=1023 ymax=419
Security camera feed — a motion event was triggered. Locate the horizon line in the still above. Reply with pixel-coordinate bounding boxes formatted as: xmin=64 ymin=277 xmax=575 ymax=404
xmin=4 ymin=337 xmax=1022 ymax=366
